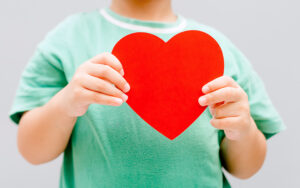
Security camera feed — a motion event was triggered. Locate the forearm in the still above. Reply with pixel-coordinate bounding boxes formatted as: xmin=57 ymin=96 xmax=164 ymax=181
xmin=17 ymin=53 xmax=129 ymax=165
xmin=18 ymin=88 xmax=77 ymax=165
xmin=220 ymin=117 xmax=267 ymax=179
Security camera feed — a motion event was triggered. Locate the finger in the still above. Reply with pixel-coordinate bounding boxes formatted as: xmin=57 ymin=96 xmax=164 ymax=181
xmin=83 ymin=89 xmax=124 ymax=106
xmin=81 ymin=74 xmax=128 ymax=102
xmin=210 ymin=116 xmax=241 ymax=130
xmin=89 ymin=52 xmax=124 ymax=76
xmin=199 ymin=87 xmax=242 ymax=106
xmin=202 ymin=76 xmax=239 ymax=94
xmin=208 ymin=102 xmax=224 ymax=115
xmin=87 ymin=63 xmax=130 ymax=93
xmin=210 ymin=102 xmax=241 ymax=119
xmin=210 ymin=101 xmax=225 ymax=108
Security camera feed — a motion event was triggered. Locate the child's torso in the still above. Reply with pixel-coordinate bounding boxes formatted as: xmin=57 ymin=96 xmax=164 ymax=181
xmin=57 ymin=9 xmax=235 ymax=188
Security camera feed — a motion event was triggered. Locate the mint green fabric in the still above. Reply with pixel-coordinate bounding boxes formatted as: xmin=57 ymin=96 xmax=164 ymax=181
xmin=9 ymin=7 xmax=286 ymax=188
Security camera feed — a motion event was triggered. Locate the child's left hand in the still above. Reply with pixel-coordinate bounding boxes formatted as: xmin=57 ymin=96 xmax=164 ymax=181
xmin=198 ymin=76 xmax=255 ymax=141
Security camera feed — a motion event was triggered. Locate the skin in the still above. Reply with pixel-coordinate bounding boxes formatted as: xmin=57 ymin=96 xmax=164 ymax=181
xmin=18 ymin=0 xmax=266 ymax=180
xmin=199 ymin=76 xmax=267 ymax=179
xmin=110 ymin=0 xmax=177 ymax=22
xmin=18 ymin=53 xmax=130 ymax=164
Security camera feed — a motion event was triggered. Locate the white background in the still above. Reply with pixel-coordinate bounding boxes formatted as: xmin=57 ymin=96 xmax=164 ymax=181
xmin=0 ymin=0 xmax=299 ymax=187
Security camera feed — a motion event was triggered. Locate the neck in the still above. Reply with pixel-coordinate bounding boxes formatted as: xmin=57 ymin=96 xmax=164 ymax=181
xmin=110 ymin=0 xmax=177 ymax=22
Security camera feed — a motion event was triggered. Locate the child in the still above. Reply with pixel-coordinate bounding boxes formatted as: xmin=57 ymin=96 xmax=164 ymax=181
xmin=9 ymin=0 xmax=286 ymax=187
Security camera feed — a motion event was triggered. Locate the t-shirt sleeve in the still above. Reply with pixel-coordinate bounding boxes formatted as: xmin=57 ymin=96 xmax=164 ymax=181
xmin=7 ymin=15 xmax=80 ymax=125
xmin=218 ymin=41 xmax=286 ymax=141
xmin=9 ymin=46 xmax=68 ymax=125
xmin=242 ymin=66 xmax=286 ymax=139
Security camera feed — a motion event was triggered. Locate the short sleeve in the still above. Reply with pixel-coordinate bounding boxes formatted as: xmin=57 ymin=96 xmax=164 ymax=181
xmin=225 ymin=42 xmax=286 ymax=140
xmin=9 ymin=46 xmax=68 ymax=125
xmin=191 ymin=22 xmax=286 ymax=140
xmin=7 ymin=15 xmax=81 ymax=125
xmin=243 ymin=68 xmax=286 ymax=139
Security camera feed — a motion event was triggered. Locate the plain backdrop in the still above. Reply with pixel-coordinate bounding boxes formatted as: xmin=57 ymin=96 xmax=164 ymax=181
xmin=1 ymin=0 xmax=299 ymax=187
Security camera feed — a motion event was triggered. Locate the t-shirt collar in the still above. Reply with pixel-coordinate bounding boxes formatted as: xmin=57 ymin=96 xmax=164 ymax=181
xmin=99 ymin=7 xmax=187 ymax=34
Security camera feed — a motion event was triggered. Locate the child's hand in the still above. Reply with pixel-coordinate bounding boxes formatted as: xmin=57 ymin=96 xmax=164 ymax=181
xmin=198 ymin=76 xmax=255 ymax=141
xmin=59 ymin=52 xmax=130 ymax=117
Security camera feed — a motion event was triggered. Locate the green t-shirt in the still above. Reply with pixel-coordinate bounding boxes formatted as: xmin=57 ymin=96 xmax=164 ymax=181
xmin=9 ymin=7 xmax=286 ymax=188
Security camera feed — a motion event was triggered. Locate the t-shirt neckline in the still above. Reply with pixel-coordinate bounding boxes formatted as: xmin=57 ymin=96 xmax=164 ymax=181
xmin=99 ymin=7 xmax=187 ymax=33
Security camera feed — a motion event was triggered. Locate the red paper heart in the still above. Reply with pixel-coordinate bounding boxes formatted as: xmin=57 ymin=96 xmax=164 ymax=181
xmin=112 ymin=30 xmax=224 ymax=140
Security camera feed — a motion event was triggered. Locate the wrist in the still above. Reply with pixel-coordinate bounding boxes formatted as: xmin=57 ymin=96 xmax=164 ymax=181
xmin=47 ymin=87 xmax=77 ymax=119
xmin=238 ymin=117 xmax=259 ymax=142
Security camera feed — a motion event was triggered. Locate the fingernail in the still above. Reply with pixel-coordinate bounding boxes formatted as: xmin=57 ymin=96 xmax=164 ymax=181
xmin=120 ymin=69 xmax=124 ymax=76
xmin=202 ymin=85 xmax=209 ymax=93
xmin=123 ymin=83 xmax=130 ymax=93
xmin=198 ymin=96 xmax=207 ymax=106
xmin=114 ymin=98 xmax=123 ymax=105
xmin=121 ymin=94 xmax=128 ymax=102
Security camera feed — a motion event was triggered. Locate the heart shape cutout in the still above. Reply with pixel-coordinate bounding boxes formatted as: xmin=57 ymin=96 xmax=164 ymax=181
xmin=112 ymin=30 xmax=224 ymax=140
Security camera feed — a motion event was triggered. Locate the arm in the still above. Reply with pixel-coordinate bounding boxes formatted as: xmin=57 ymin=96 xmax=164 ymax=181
xmin=198 ymin=76 xmax=267 ymax=179
xmin=18 ymin=91 xmax=77 ymax=165
xmin=18 ymin=53 xmax=130 ymax=165
xmin=220 ymin=118 xmax=266 ymax=179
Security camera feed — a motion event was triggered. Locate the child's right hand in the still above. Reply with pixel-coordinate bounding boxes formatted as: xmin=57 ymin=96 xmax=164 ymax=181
xmin=58 ymin=52 xmax=130 ymax=117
